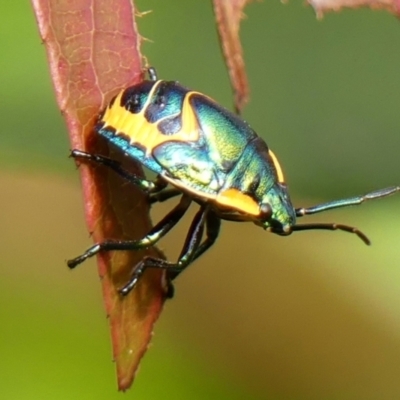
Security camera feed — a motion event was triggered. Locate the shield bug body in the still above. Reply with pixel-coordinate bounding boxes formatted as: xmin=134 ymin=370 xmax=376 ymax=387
xmin=68 ymin=68 xmax=399 ymax=297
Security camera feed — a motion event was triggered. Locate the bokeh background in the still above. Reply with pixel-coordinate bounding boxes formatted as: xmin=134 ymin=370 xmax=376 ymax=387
xmin=2 ymin=1 xmax=400 ymax=399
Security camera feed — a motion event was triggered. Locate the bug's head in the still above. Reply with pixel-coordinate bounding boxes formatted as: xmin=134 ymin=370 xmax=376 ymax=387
xmin=256 ymin=183 xmax=296 ymax=235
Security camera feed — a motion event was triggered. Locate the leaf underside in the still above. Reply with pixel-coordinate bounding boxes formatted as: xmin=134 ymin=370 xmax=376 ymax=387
xmin=31 ymin=0 xmax=167 ymax=390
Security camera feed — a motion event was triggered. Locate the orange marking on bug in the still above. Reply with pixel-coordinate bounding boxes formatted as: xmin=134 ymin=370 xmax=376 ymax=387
xmin=216 ymin=188 xmax=260 ymax=216
xmin=162 ymin=175 xmax=259 ymax=219
xmin=100 ymin=82 xmax=201 ymax=155
xmin=268 ymin=150 xmax=285 ymax=183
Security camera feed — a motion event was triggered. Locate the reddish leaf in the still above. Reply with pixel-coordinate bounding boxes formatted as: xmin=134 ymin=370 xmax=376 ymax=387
xmin=213 ymin=0 xmax=252 ymax=114
xmin=307 ymin=0 xmax=400 ymax=18
xmin=32 ymin=0 xmax=167 ymax=390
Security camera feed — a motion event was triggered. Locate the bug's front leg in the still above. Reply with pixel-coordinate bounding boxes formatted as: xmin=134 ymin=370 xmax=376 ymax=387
xmin=70 ymin=149 xmax=167 ymax=194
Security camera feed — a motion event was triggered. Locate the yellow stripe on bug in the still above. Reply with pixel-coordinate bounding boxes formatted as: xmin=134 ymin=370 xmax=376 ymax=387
xmin=268 ymin=150 xmax=285 ymax=183
xmin=100 ymin=82 xmax=201 ymax=155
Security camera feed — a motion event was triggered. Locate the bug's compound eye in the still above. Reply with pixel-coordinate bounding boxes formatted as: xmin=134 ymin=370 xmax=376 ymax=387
xmin=259 ymin=203 xmax=272 ymax=220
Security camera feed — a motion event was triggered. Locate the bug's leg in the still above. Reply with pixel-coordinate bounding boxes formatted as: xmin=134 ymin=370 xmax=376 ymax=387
xmin=147 ymin=67 xmax=158 ymax=81
xmin=67 ymin=195 xmax=191 ymax=268
xmin=169 ymin=211 xmax=221 ymax=281
xmin=291 ymin=223 xmax=370 ymax=245
xmin=119 ymin=205 xmax=209 ymax=296
xmin=149 ymin=188 xmax=182 ymax=204
xmin=295 ymin=186 xmax=400 ymax=217
xmin=70 ymin=149 xmax=167 ymax=193
xmin=162 ymin=209 xmax=219 ymax=298
xmin=192 ymin=211 xmax=221 ymax=261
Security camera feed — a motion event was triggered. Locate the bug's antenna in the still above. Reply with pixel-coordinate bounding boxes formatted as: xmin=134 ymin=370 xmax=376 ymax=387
xmin=291 ymin=223 xmax=370 ymax=245
xmin=295 ymin=186 xmax=400 ymax=217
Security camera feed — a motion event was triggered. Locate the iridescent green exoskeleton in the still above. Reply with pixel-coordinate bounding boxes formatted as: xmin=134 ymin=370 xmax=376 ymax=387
xmin=68 ymin=67 xmax=399 ymax=298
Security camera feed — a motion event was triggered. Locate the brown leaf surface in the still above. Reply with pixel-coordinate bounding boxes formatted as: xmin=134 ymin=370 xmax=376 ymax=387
xmin=307 ymin=0 xmax=400 ymax=17
xmin=213 ymin=0 xmax=252 ymax=114
xmin=31 ymin=0 xmax=166 ymax=390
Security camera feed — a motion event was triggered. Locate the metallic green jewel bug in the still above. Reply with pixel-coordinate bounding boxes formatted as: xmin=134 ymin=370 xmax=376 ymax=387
xmin=68 ymin=67 xmax=399 ymax=298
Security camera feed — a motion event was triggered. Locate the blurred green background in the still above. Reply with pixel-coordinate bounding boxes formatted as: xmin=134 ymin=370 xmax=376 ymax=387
xmin=1 ymin=1 xmax=400 ymax=399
